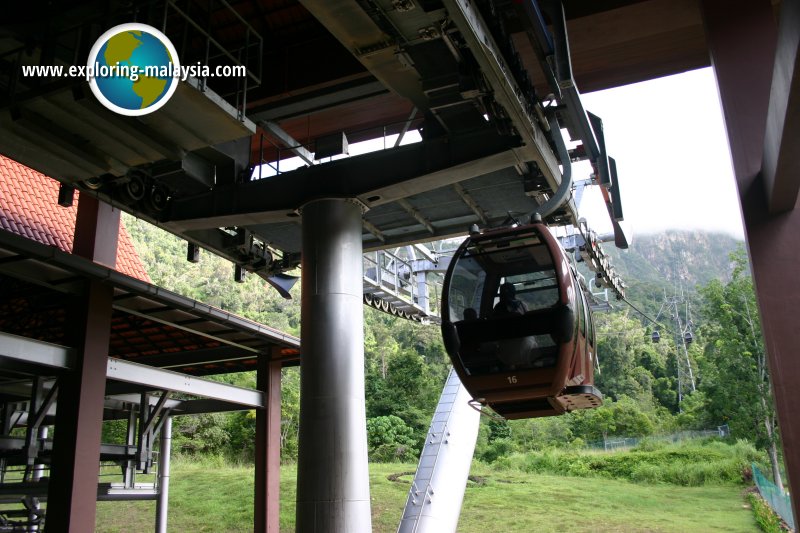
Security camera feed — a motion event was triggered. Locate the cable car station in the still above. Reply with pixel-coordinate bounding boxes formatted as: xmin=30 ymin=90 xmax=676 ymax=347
xmin=0 ymin=0 xmax=798 ymax=531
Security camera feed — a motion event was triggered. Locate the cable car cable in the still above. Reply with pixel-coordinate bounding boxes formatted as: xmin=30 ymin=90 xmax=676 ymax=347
xmin=619 ymin=295 xmax=697 ymax=346
xmin=618 ymin=295 xmax=670 ymax=332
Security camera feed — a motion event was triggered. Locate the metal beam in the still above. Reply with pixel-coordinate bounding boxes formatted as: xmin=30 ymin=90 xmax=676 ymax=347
xmin=250 ymin=78 xmax=388 ymax=122
xmin=441 ymin=0 xmax=563 ymax=195
xmin=103 ymin=395 xmax=184 ymax=414
xmin=124 ymin=345 xmax=258 ymax=369
xmin=106 ymin=358 xmax=264 ymax=409
xmin=0 ymin=332 xmax=73 ymax=371
xmin=260 ymin=121 xmax=315 ymax=165
xmin=452 ymin=183 xmax=488 ymax=225
xmin=163 ymin=127 xmax=516 ymax=231
xmin=113 ymin=304 xmax=261 ymax=354
xmin=362 ymin=219 xmax=387 ymax=243
xmin=398 ymin=199 xmax=435 ymax=235
xmin=762 ymin=0 xmax=800 ymax=213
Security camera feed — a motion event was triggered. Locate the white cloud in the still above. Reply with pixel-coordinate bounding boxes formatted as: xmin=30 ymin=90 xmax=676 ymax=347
xmin=578 ymin=68 xmax=745 ymax=240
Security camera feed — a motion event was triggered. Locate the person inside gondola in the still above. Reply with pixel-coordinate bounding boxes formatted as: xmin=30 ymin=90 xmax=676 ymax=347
xmin=493 ymin=282 xmax=527 ymax=316
xmin=492 ymin=282 xmax=537 ymax=369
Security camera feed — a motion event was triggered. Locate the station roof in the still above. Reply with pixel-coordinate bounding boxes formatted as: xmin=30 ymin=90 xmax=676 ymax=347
xmin=0 ymin=155 xmax=149 ymax=282
xmin=0 ymin=156 xmax=300 ymax=383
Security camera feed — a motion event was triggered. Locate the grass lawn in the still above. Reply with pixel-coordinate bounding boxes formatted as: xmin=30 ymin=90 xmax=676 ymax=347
xmin=95 ymin=460 xmax=758 ymax=532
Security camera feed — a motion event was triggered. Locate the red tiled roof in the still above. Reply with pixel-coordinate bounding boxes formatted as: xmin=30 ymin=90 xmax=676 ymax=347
xmin=0 ymin=155 xmax=151 ymax=282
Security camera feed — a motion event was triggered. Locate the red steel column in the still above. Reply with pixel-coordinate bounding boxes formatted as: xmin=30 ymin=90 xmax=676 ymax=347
xmin=46 ymin=195 xmax=119 ymax=532
xmin=702 ymin=0 xmax=800 ymax=516
xmin=254 ymin=355 xmax=282 ymax=533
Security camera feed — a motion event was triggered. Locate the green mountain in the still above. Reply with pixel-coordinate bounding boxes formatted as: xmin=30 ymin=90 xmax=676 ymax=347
xmin=599 ymin=230 xmax=743 ymax=314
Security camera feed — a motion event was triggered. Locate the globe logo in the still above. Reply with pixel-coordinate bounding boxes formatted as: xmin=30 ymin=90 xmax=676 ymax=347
xmin=87 ymin=23 xmax=180 ymax=116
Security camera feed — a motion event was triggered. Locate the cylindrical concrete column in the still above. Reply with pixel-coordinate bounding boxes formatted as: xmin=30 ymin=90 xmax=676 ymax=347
xmin=155 ymin=417 xmax=172 ymax=533
xmin=296 ymin=198 xmax=372 ymax=532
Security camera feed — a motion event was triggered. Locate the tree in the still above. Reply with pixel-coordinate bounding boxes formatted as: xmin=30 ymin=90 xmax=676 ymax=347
xmin=279 ymin=367 xmax=301 ymax=462
xmin=699 ymin=248 xmax=783 ymax=489
xmin=595 ymin=312 xmax=674 ymax=409
xmin=366 ymin=415 xmax=418 ymax=462
xmin=569 ymin=396 xmax=654 ymax=443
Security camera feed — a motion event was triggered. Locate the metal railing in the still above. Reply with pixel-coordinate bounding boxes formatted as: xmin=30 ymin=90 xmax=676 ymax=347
xmin=586 ymin=427 xmax=730 ymax=452
xmin=363 ymin=249 xmax=417 ymax=303
xmin=252 ymin=117 xmax=424 ymax=180
xmin=163 ymin=0 xmax=263 ymax=119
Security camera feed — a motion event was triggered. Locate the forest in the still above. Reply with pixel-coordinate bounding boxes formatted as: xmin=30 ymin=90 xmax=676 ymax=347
xmin=118 ymin=216 xmax=783 ymax=488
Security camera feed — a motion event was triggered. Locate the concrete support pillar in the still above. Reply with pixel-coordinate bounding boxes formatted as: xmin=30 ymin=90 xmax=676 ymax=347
xmin=155 ymin=417 xmax=172 ymax=533
xmin=296 ymin=198 xmax=372 ymax=533
xmin=45 ymin=194 xmax=119 ymax=532
xmin=254 ymin=355 xmax=282 ymax=533
xmin=701 ymin=0 xmax=800 ymax=517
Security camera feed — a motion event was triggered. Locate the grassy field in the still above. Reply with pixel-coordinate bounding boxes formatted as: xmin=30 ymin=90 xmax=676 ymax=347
xmin=95 ymin=459 xmax=758 ymax=532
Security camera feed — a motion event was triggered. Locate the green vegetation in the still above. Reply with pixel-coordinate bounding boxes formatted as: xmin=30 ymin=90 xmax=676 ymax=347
xmin=119 ymin=216 xmax=784 ymax=531
xmin=488 ymin=439 xmax=761 ymax=486
xmin=747 ymin=492 xmax=786 ymax=533
xmin=95 ymin=455 xmax=759 ymax=533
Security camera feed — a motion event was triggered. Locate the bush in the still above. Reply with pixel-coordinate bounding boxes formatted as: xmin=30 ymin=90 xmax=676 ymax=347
xmin=367 ymin=415 xmax=418 ymax=462
xmin=748 ymin=492 xmax=785 ymax=533
xmin=515 ymin=439 xmax=764 ymax=486
xmin=632 ymin=438 xmax=668 ymax=453
xmin=480 ymin=438 xmax=517 ymax=464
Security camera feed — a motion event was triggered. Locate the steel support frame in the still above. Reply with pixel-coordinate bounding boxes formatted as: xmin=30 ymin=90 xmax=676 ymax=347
xmin=254 ymin=355 xmax=282 ymax=533
xmin=155 ymin=416 xmax=173 ymax=533
xmin=701 ymin=0 xmax=800 ymax=518
xmin=23 ymin=377 xmax=58 ymax=482
xmin=106 ymin=358 xmax=264 ymax=408
xmin=296 ymin=198 xmax=372 ymax=532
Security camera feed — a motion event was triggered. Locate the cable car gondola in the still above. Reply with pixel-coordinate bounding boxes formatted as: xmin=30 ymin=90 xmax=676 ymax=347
xmin=441 ymin=222 xmax=602 ymax=419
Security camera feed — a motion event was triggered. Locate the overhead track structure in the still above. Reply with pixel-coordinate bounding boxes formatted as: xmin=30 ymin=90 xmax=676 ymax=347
xmin=0 ymin=0 xmax=627 ymax=294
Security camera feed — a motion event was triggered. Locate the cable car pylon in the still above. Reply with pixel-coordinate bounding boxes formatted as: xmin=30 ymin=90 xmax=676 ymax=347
xmin=651 ymin=287 xmax=697 ymax=409
xmin=397 ymin=369 xmax=480 ymax=533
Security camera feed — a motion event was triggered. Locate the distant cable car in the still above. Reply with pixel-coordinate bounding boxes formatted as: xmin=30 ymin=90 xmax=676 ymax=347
xmin=651 ymin=331 xmax=661 ymax=343
xmin=441 ymin=222 xmax=602 ymax=419
xmin=683 ymin=331 xmax=693 ymax=345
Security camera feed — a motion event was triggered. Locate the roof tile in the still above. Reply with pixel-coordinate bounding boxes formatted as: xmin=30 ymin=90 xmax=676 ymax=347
xmin=0 ymin=155 xmax=151 ymax=282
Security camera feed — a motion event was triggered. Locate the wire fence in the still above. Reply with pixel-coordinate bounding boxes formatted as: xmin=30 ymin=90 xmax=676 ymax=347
xmin=585 ymin=426 xmax=730 ymax=452
xmin=752 ymin=463 xmax=795 ymax=530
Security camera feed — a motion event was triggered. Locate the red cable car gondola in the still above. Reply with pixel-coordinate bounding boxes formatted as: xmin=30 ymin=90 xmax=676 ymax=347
xmin=441 ymin=222 xmax=602 ymax=419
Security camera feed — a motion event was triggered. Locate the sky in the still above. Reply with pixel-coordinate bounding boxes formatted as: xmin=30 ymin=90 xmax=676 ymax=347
xmin=576 ymin=67 xmax=745 ymax=240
